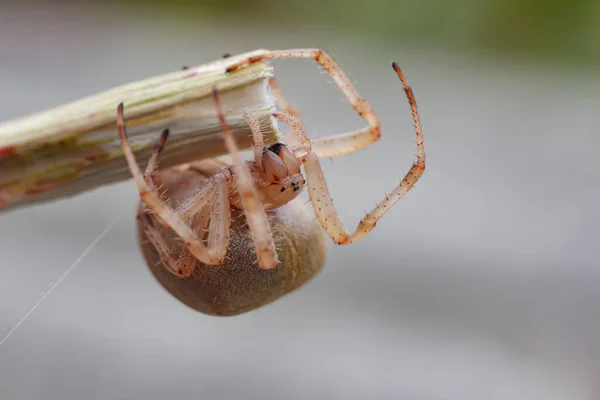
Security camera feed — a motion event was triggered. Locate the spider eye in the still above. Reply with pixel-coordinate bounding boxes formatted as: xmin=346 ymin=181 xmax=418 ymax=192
xmin=262 ymin=149 xmax=288 ymax=181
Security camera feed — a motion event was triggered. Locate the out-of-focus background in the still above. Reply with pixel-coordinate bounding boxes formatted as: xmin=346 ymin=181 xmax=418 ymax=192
xmin=1 ymin=0 xmax=600 ymax=399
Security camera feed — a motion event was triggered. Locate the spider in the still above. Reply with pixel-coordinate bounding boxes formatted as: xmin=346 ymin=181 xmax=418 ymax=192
xmin=117 ymin=48 xmax=425 ymax=281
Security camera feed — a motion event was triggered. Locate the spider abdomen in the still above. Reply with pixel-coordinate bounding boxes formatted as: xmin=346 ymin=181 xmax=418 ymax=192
xmin=138 ymin=159 xmax=326 ymax=316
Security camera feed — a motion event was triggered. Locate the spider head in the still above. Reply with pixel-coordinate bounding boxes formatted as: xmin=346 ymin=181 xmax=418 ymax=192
xmin=260 ymin=143 xmax=305 ymax=208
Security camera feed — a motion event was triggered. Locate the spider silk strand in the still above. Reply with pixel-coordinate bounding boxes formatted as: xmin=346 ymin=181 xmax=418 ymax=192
xmin=0 ymin=212 xmax=124 ymax=349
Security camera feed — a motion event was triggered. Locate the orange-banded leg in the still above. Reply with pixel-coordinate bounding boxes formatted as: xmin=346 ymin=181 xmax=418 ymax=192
xmin=272 ymin=62 xmax=425 ymax=244
xmin=117 ymin=104 xmax=232 ymax=268
xmin=226 ymin=48 xmax=382 ymax=158
xmin=212 ymin=88 xmax=280 ymax=270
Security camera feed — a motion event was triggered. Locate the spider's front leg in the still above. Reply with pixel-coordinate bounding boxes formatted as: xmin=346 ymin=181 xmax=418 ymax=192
xmin=226 ymin=48 xmax=381 ymax=157
xmin=273 ymin=63 xmax=426 ymax=245
xmin=117 ymin=103 xmax=232 ymax=267
xmin=268 ymin=77 xmax=301 ymax=120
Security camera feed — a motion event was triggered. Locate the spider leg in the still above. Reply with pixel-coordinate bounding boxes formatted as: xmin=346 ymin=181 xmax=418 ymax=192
xmin=268 ymin=76 xmax=301 ymax=120
xmin=138 ymin=212 xmax=198 ymax=278
xmin=226 ymin=48 xmax=380 ymax=158
xmin=272 ymin=111 xmax=311 ymax=154
xmin=144 ymin=133 xmax=223 ymax=223
xmin=212 ymin=87 xmax=279 ymax=270
xmin=139 ymin=128 xmax=176 ymax=224
xmin=276 ymin=64 xmax=426 ymax=244
xmin=267 ymin=77 xmax=313 ymax=152
xmin=118 ymin=103 xmax=231 ymax=265
xmin=242 ymin=110 xmax=265 ymax=170
xmin=139 ymin=197 xmax=217 ymax=278
xmin=144 ymin=128 xmax=169 ymax=177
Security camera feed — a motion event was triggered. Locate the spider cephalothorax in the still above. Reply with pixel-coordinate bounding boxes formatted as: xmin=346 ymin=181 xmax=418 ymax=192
xmin=249 ymin=142 xmax=306 ymax=210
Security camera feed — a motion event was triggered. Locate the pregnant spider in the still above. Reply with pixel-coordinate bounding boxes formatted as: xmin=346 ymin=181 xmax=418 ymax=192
xmin=117 ymin=50 xmax=425 ymax=315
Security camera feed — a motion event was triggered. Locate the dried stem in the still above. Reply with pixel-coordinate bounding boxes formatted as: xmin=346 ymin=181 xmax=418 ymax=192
xmin=0 ymin=50 xmax=281 ymax=211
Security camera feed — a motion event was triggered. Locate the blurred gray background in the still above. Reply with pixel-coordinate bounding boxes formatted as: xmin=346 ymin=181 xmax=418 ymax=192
xmin=1 ymin=1 xmax=600 ymax=399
